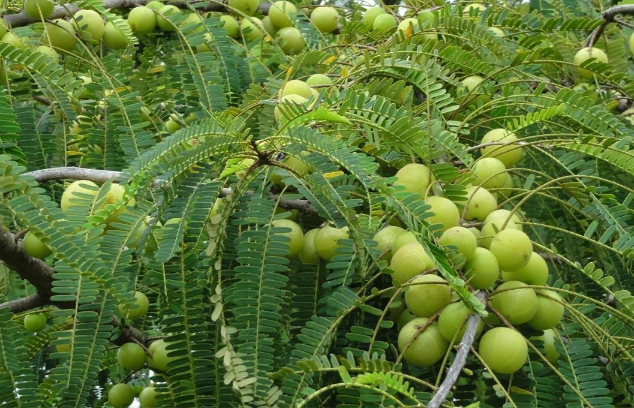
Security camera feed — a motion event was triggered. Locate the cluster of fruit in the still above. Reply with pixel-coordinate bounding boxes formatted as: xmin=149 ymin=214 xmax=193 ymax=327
xmin=372 ymin=128 xmax=565 ymax=374
xmin=274 ymin=74 xmax=333 ymax=122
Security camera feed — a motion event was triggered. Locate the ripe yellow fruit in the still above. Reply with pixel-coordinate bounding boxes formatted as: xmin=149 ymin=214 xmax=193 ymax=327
xmin=60 ymin=180 xmax=99 ymax=212
xmin=42 ymin=19 xmax=77 ymax=52
xmin=72 ymin=9 xmax=105 ymax=42
xmin=480 ymin=128 xmax=522 ymax=167
xmin=573 ymin=47 xmax=608 ymax=80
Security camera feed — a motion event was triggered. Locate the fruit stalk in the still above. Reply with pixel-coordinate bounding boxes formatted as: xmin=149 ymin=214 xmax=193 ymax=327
xmin=426 ymin=292 xmax=487 ymax=408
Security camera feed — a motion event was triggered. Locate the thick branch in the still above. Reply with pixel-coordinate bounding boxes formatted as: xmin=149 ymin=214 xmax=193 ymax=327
xmin=3 ymin=0 xmax=269 ymax=29
xmin=1 ymin=293 xmax=46 ymax=314
xmin=586 ymin=5 xmax=634 ymax=47
xmin=25 ymin=167 xmax=318 ymax=214
xmin=426 ymin=293 xmax=487 ymax=408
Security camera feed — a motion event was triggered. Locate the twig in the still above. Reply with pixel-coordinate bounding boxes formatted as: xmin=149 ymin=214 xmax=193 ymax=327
xmin=426 ymin=292 xmax=487 ymax=408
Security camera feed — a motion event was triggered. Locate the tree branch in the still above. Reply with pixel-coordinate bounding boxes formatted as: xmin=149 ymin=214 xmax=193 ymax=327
xmin=426 ymin=292 xmax=487 ymax=408
xmin=24 ymin=167 xmax=319 ymax=214
xmin=586 ymin=5 xmax=634 ymax=47
xmin=3 ymin=0 xmax=270 ymax=28
xmin=0 ymin=293 xmax=47 ymax=314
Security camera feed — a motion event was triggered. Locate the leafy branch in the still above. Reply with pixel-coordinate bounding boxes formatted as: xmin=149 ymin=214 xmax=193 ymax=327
xmin=586 ymin=4 xmax=634 ymax=47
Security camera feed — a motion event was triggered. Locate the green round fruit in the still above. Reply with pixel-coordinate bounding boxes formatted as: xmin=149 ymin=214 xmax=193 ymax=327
xmin=0 ymin=20 xmax=7 ymax=40
xmin=128 ymin=6 xmax=156 ymax=34
xmin=260 ymin=15 xmax=278 ymax=36
xmin=373 ymin=225 xmax=405 ymax=258
xmin=501 ymin=252 xmax=548 ymax=285
xmin=269 ymin=1 xmax=297 ymax=28
xmin=24 ymin=313 xmax=47 ymax=332
xmin=281 ymin=79 xmax=312 ymax=98
xmin=397 ymin=17 xmax=419 ymax=38
xmin=72 ymin=10 xmax=105 ymax=42
xmin=390 ymin=242 xmax=435 ymax=284
xmin=118 ymin=291 xmax=149 ymax=319
xmin=463 ymin=3 xmax=487 ymax=16
xmin=117 ymin=342 xmax=146 ymax=371
xmin=473 ymin=158 xmax=508 ymax=190
xmin=23 ymin=231 xmax=52 ymax=259
xmin=489 ymin=229 xmax=532 ymax=271
xmin=274 ymin=94 xmax=307 ymax=122
xmin=139 ymin=387 xmax=156 ymax=408
xmin=108 ymin=383 xmax=135 ymax=408
xmin=464 ymin=185 xmax=497 ymax=222
xmin=165 ymin=116 xmax=181 ymax=133
xmin=438 ymin=301 xmax=483 ymax=342
xmin=180 ymin=12 xmax=204 ymax=32
xmin=1 ymin=32 xmax=27 ymax=49
xmin=241 ymin=17 xmax=265 ymax=41
xmin=306 ymin=73 xmax=332 ymax=87
xmin=147 ymin=339 xmax=172 ymax=371
xmin=42 ymin=19 xmax=77 ymax=52
xmin=363 ymin=6 xmax=386 ymax=27
xmin=146 ymin=0 xmax=163 ymax=10
xmin=221 ymin=15 xmax=240 ymax=38
xmin=397 ymin=308 xmax=417 ymax=331
xmin=464 ymin=247 xmax=499 ymax=289
xmin=310 ymin=6 xmax=339 ymax=33
xmin=314 ymin=225 xmax=349 ymax=261
xmin=398 ymin=317 xmax=448 ymax=366
xmin=630 ymin=32 xmax=634 ymax=57
xmin=391 ymin=231 xmax=417 ymax=254
xmin=393 ymin=163 xmax=433 ymax=198
xmin=298 ymin=228 xmax=320 ymax=264
xmin=426 ymin=196 xmax=460 ymax=231
xmin=478 ymin=219 xmax=519 ymax=249
xmin=61 ymin=180 xmax=99 ymax=212
xmin=272 ymin=219 xmax=304 ymax=258
xmin=479 ymin=327 xmax=527 ymax=374
xmin=485 ymin=209 xmax=523 ymax=231
xmin=156 ymin=5 xmax=179 ymax=31
xmin=24 ymin=0 xmax=55 ymax=20
xmin=405 ymin=274 xmax=451 ymax=317
xmin=103 ymin=183 xmax=136 ymax=225
xmin=491 ymin=281 xmax=538 ymax=325
xmin=531 ymin=329 xmax=560 ymax=363
xmin=275 ymin=26 xmax=305 ymax=54
xmin=573 ymin=47 xmax=608 ymax=80
xmin=527 ymin=289 xmax=564 ymax=330
xmin=481 ymin=128 xmax=522 ymax=167
xmin=417 ymin=10 xmax=436 ymax=26
xmin=489 ymin=27 xmax=504 ymax=37
xmin=103 ymin=21 xmax=130 ymax=49
xmin=228 ymin=0 xmax=260 ymax=16
xmin=439 ymin=226 xmax=477 ymax=259
xmin=35 ymin=45 xmax=58 ymax=62
xmin=372 ymin=13 xmax=397 ymax=31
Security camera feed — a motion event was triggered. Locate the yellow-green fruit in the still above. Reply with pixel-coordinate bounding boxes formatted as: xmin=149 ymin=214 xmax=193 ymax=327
xmin=42 ymin=19 xmax=77 ymax=52
xmin=60 ymin=180 xmax=99 ymax=212
xmin=397 ymin=309 xmax=417 ymax=331
xmin=275 ymin=26 xmax=305 ymax=54
xmin=463 ymin=3 xmax=487 ymax=15
xmin=363 ymin=6 xmax=386 ymax=27
xmin=23 ymin=231 xmax=52 ymax=259
xmin=118 ymin=291 xmax=149 ymax=319
xmin=464 ymin=185 xmax=498 ymax=222
xmin=464 ymin=247 xmax=499 ymax=289
xmin=24 ymin=313 xmax=47 ymax=332
xmin=479 ymin=219 xmax=519 ymax=249
xmin=72 ymin=9 xmax=105 ymax=42
xmin=0 ymin=20 xmax=7 ymax=40
xmin=220 ymin=15 xmax=239 ymax=38
xmin=108 ymin=384 xmax=135 ymax=408
xmin=271 ymin=219 xmax=304 ymax=258
xmin=393 ymin=163 xmax=433 ymax=198
xmin=491 ymin=281 xmax=538 ymax=325
xmin=261 ymin=16 xmax=278 ymax=36
xmin=24 ymin=0 xmax=55 ymax=20
xmin=373 ymin=225 xmax=405 ymax=258
xmin=489 ymin=229 xmax=532 ymax=271
xmin=473 ymin=158 xmax=508 ymax=190
xmin=306 ymin=73 xmax=332 ymax=87
xmin=479 ymin=327 xmax=528 ymax=374
xmin=1 ymin=32 xmax=28 ymax=49
xmin=489 ymin=27 xmax=504 ymax=37
xmin=241 ymin=17 xmax=265 ymax=41
xmin=139 ymin=387 xmax=156 ymax=408
xmin=501 ymin=251 xmax=549 ymax=285
xmin=281 ymin=79 xmax=312 ymax=98
xmin=438 ymin=301 xmax=483 ymax=342
xmin=398 ymin=317 xmax=448 ymax=366
xmin=165 ymin=116 xmax=182 ymax=133
xmin=390 ymin=242 xmax=435 ymax=284
xmin=313 ymin=225 xmax=349 ymax=261
xmin=310 ymin=6 xmax=339 ymax=33
xmin=128 ymin=6 xmax=156 ymax=35
xmin=573 ymin=47 xmax=608 ymax=80
xmin=426 ymin=196 xmax=460 ymax=231
xmin=180 ymin=12 xmax=204 ymax=32
xmin=485 ymin=209 xmax=523 ymax=231
xmin=372 ymin=13 xmax=397 ymax=31
xmin=531 ymin=329 xmax=560 ymax=363
xmin=228 ymin=0 xmax=260 ymax=16
xmin=269 ymin=1 xmax=297 ymax=28
xmin=35 ymin=45 xmax=59 ymax=62
xmin=117 ymin=342 xmax=146 ymax=371
xmin=480 ymin=128 xmax=522 ymax=168
xmin=439 ymin=226 xmax=477 ymax=259
xmin=527 ymin=290 xmax=564 ymax=330
xmin=630 ymin=32 xmax=634 ymax=57
xmin=103 ymin=183 xmax=136 ymax=225
xmin=103 ymin=21 xmax=130 ymax=49
xmin=274 ymin=94 xmax=307 ymax=122
xmin=405 ymin=274 xmax=451 ymax=318
xmin=156 ymin=5 xmax=179 ymax=31
xmin=391 ymin=231 xmax=417 ymax=254
xmin=298 ymin=228 xmax=320 ymax=264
